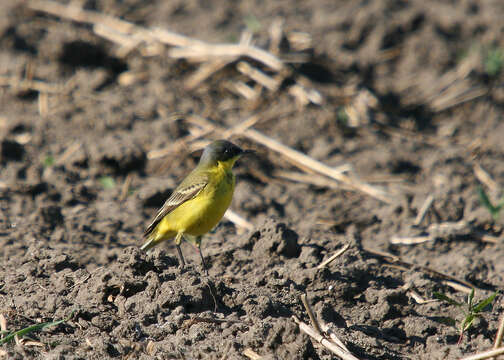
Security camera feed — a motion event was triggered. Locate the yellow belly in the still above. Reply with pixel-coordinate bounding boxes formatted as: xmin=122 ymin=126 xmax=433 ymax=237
xmin=156 ymin=167 xmax=235 ymax=238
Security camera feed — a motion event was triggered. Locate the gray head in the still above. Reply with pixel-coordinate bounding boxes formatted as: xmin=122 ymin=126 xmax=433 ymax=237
xmin=199 ymin=140 xmax=250 ymax=165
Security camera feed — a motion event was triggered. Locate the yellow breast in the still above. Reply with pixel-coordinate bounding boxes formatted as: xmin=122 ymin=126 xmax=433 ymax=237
xmin=159 ymin=162 xmax=236 ymax=236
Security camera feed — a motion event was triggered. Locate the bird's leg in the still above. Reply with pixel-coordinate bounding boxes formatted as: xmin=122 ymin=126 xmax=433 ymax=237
xmin=175 ymin=232 xmax=186 ymax=269
xmin=196 ymin=237 xmax=208 ymax=276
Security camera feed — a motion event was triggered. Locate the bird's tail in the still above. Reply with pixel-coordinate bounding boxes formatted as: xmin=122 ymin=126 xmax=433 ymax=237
xmin=140 ymin=231 xmax=176 ymax=252
xmin=140 ymin=238 xmax=157 ymax=252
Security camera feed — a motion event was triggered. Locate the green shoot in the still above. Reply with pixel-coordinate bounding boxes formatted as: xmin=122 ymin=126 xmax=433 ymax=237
xmin=42 ymin=155 xmax=55 ymax=167
xmin=477 ymin=186 xmax=504 ymax=221
xmin=434 ymin=289 xmax=498 ymax=344
xmin=336 ymin=107 xmax=349 ymax=126
xmin=244 ymin=15 xmax=261 ymax=34
xmin=484 ymin=47 xmax=504 ymax=77
xmin=98 ymin=176 xmax=116 ymax=189
xmin=0 ymin=310 xmax=75 ymax=345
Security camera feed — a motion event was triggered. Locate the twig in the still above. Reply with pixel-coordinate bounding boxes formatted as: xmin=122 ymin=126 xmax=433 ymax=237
xmin=493 ymin=308 xmax=504 ymax=354
xmin=292 ymin=316 xmax=360 ymax=360
xmin=431 ymin=86 xmax=487 ymax=113
xmin=230 ymin=81 xmax=258 ymax=100
xmin=120 ymin=174 xmax=132 ymax=201
xmin=55 ymin=142 xmax=82 ymax=165
xmin=319 ymin=321 xmax=351 ymax=353
xmin=317 ymin=243 xmax=350 ymax=269
xmin=390 ymin=235 xmax=432 ymax=245
xmin=38 ymin=92 xmax=49 ymax=117
xmin=414 ymin=195 xmax=434 ymax=226
xmin=92 ymin=23 xmax=141 ymax=56
xmin=0 ymin=313 xmax=7 ymax=334
xmin=0 ymin=76 xmax=63 ymax=94
xmin=364 ymin=247 xmax=477 ymax=291
xmin=474 ymin=164 xmax=499 ymax=192
xmin=442 ymin=281 xmax=473 ymax=294
xmin=185 ymin=59 xmax=236 ymax=90
xmin=408 ymin=289 xmax=437 ymax=304
xmin=268 ymin=18 xmax=284 ymax=55
xmin=219 ymin=342 xmax=233 ymax=360
xmin=243 ymin=128 xmax=392 ymax=203
xmin=151 ymin=27 xmax=205 ymax=48
xmin=224 ymin=209 xmax=254 ymax=233
xmin=168 ymin=42 xmax=283 ymax=72
xmin=237 ymin=61 xmax=280 ymax=91
xmin=460 ymin=346 xmax=504 ymax=360
xmin=300 ymin=294 xmax=322 ymax=335
xmin=243 ymin=348 xmax=262 ymax=360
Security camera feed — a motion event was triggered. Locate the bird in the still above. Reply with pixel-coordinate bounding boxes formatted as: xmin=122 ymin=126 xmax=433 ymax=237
xmin=140 ymin=139 xmax=252 ymax=275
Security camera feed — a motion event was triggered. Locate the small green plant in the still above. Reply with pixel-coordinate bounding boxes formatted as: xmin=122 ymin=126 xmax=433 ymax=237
xmin=98 ymin=176 xmax=116 ymax=189
xmin=0 ymin=310 xmax=75 ymax=345
xmin=42 ymin=155 xmax=55 ymax=167
xmin=484 ymin=47 xmax=504 ymax=77
xmin=336 ymin=107 xmax=349 ymax=126
xmin=244 ymin=15 xmax=261 ymax=34
xmin=477 ymin=186 xmax=504 ymax=221
xmin=434 ymin=289 xmax=498 ymax=344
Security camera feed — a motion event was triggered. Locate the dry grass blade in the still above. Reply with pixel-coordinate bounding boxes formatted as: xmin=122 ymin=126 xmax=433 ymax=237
xmin=414 ymin=194 xmax=434 ymax=226
xmin=441 ymin=281 xmax=473 ymax=295
xmin=55 ymin=142 xmax=82 ymax=165
xmin=364 ymin=248 xmax=476 ymax=291
xmin=300 ymin=294 xmax=322 ymax=335
xmin=243 ymin=348 xmax=262 ymax=360
xmin=493 ymin=308 xmax=504 ymax=354
xmin=460 ymin=346 xmax=504 ymax=360
xmin=268 ymin=18 xmax=284 ymax=54
xmin=319 ymin=321 xmax=350 ymax=353
xmin=431 ymin=85 xmax=487 ymax=112
xmin=296 ymin=293 xmax=360 ymax=359
xmin=151 ymin=28 xmax=205 ymax=48
xmin=224 ymin=209 xmax=254 ymax=233
xmin=0 ymin=76 xmax=62 ymax=94
xmin=120 ymin=174 xmax=132 ymax=202
xmin=408 ymin=289 xmax=437 ymax=304
xmin=474 ymin=164 xmax=499 ymax=192
xmin=237 ymin=61 xmax=280 ymax=91
xmin=29 ymin=0 xmax=133 ymax=32
xmin=230 ymin=81 xmax=259 ymax=100
xmin=0 ymin=314 xmax=7 ymax=334
xmin=185 ymin=59 xmax=236 ymax=90
xmin=38 ymin=92 xmax=49 ymax=117
xmin=93 ymin=23 xmax=140 ymax=54
xmin=389 ymin=235 xmax=433 ymax=245
xmin=243 ymin=128 xmax=392 ymax=203
xmin=293 ymin=316 xmax=361 ymax=360
xmin=317 ymin=243 xmax=350 ymax=269
xmin=168 ymin=42 xmax=283 ymax=71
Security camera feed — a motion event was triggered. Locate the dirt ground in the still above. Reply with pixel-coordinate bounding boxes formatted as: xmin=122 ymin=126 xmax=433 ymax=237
xmin=1 ymin=0 xmax=504 ymax=359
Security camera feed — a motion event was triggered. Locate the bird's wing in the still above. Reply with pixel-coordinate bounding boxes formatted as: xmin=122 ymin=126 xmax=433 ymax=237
xmin=143 ymin=171 xmax=209 ymax=238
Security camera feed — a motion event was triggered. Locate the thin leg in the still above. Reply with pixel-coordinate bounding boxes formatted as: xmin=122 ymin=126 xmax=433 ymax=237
xmin=196 ymin=238 xmax=208 ymax=276
xmin=174 ymin=232 xmax=185 ymax=268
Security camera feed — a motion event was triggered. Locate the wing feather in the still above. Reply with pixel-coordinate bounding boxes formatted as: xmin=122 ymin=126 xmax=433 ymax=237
xmin=143 ymin=171 xmax=208 ymax=238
